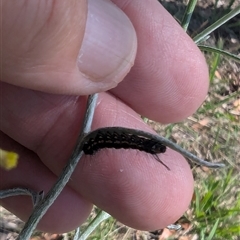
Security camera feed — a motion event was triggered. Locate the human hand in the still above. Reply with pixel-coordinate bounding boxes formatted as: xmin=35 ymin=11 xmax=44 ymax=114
xmin=0 ymin=0 xmax=209 ymax=233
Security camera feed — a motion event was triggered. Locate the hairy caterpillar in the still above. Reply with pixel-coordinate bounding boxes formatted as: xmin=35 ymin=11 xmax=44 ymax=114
xmin=82 ymin=127 xmax=169 ymax=170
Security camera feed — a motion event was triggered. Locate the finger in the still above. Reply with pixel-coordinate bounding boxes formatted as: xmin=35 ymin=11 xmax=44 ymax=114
xmin=77 ymin=147 xmax=193 ymax=230
xmin=1 ymin=0 xmax=137 ymax=95
xmin=70 ymin=93 xmax=194 ymax=230
xmin=111 ymin=0 xmax=209 ymax=122
xmin=0 ymin=132 xmax=92 ymax=233
xmin=1 ymin=85 xmax=194 ymax=231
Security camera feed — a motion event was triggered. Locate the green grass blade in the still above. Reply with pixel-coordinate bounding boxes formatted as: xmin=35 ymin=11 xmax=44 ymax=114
xmin=200 ymin=191 xmax=214 ymax=212
xmin=194 ymin=6 xmax=240 ymax=44
xmin=195 ymin=189 xmax=200 ymax=216
xmin=198 ymin=45 xmax=240 ymax=63
xmin=181 ymin=0 xmax=198 ymax=31
xmin=209 ymin=39 xmax=224 ymax=83
xmin=206 ymin=218 xmax=220 ymax=240
xmin=77 ymin=210 xmax=111 ymax=240
xmin=213 ymin=90 xmax=240 ymax=109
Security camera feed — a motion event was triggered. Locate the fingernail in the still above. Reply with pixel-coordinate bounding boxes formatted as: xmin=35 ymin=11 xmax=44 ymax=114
xmin=78 ymin=0 xmax=137 ymax=89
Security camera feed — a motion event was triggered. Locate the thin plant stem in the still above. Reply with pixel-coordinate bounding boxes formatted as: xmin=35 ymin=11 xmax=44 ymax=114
xmin=83 ymin=127 xmax=225 ymax=168
xmin=17 ymin=94 xmax=98 ymax=240
xmin=209 ymin=39 xmax=224 ymax=83
xmin=74 ymin=210 xmax=111 ymax=240
xmin=181 ymin=0 xmax=198 ymax=31
xmin=0 ymin=188 xmax=44 ymax=207
xmin=198 ymin=45 xmax=240 ymax=63
xmin=193 ymin=6 xmax=240 ymax=44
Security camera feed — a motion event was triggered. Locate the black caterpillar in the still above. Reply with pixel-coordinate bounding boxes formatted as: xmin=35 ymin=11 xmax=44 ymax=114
xmin=82 ymin=127 xmax=169 ymax=170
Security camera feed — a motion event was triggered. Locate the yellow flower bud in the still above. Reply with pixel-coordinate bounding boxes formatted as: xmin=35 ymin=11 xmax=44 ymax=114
xmin=0 ymin=149 xmax=19 ymax=170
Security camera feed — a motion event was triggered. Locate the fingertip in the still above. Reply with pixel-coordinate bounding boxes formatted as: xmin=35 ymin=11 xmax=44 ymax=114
xmin=75 ymin=147 xmax=193 ymax=230
xmin=110 ymin=0 xmax=209 ymax=123
xmin=122 ymin=150 xmax=194 ymax=230
xmin=146 ymin=149 xmax=194 ymax=230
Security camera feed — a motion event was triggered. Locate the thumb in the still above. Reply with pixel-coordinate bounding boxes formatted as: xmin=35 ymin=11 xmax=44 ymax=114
xmin=1 ymin=0 xmax=137 ymax=95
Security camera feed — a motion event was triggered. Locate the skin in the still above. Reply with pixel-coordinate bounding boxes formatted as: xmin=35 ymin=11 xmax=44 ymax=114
xmin=0 ymin=0 xmax=209 ymax=233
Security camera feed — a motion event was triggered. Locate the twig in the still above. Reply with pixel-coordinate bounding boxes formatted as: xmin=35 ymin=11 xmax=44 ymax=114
xmin=17 ymin=94 xmax=98 ymax=240
xmin=83 ymin=127 xmax=225 ymax=168
xmin=0 ymin=188 xmax=44 ymax=207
